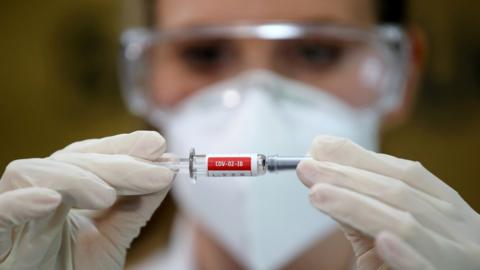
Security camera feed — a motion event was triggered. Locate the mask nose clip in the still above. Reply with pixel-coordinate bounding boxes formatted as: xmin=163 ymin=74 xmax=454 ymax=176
xmin=221 ymin=88 xmax=243 ymax=109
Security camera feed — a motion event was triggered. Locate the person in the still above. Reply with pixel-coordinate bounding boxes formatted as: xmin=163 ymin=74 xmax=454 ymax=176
xmin=0 ymin=0 xmax=479 ymax=269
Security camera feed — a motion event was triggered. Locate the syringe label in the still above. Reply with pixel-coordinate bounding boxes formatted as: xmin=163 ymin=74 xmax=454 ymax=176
xmin=208 ymin=157 xmax=251 ymax=171
xmin=206 ymin=155 xmax=254 ymax=177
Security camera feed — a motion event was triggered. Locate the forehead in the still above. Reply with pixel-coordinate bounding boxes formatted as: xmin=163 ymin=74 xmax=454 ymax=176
xmin=157 ymin=0 xmax=376 ymax=29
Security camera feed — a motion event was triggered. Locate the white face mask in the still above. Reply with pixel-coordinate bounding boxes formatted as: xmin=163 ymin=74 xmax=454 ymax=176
xmin=149 ymin=70 xmax=381 ymax=270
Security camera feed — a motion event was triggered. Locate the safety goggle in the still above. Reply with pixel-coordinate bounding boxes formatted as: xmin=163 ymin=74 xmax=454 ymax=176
xmin=120 ymin=22 xmax=410 ymax=115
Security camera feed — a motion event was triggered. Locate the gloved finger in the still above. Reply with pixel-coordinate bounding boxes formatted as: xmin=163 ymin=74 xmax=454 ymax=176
xmin=309 ymin=135 xmax=459 ymax=202
xmin=0 ymin=187 xmax=61 ymax=231
xmin=53 ymin=131 xmax=167 ymax=162
xmin=0 ymin=188 xmax=61 ymax=260
xmin=51 ymin=152 xmax=174 ymax=196
xmin=0 ymin=159 xmax=116 ymax=210
xmin=375 ymin=231 xmax=435 ymax=270
xmin=337 ymin=223 xmax=385 ymax=270
xmin=84 ymin=186 xmax=173 ymax=251
xmin=297 ymin=160 xmax=459 ymax=241
xmin=308 ymin=183 xmax=470 ymax=268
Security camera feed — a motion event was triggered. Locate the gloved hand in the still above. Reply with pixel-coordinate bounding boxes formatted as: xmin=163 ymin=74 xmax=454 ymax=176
xmin=0 ymin=131 xmax=175 ymax=270
xmin=297 ymin=136 xmax=480 ymax=270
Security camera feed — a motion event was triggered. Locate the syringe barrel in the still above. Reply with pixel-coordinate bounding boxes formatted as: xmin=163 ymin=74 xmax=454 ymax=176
xmin=163 ymin=149 xmax=310 ymax=179
xmin=189 ymin=148 xmax=267 ymax=179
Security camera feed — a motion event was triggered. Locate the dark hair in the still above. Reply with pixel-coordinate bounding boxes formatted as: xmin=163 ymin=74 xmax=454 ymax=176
xmin=144 ymin=0 xmax=408 ymax=26
xmin=376 ymin=0 xmax=408 ymax=25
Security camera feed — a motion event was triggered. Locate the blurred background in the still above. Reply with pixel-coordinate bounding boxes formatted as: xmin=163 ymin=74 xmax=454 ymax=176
xmin=0 ymin=0 xmax=478 ymax=219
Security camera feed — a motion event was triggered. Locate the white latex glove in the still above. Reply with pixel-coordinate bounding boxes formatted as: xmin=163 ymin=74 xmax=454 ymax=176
xmin=0 ymin=131 xmax=175 ymax=270
xmin=297 ymin=136 xmax=480 ymax=270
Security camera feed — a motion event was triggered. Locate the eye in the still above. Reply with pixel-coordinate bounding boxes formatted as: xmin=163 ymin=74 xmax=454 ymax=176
xmin=176 ymin=39 xmax=234 ymax=72
xmin=283 ymin=40 xmax=344 ymax=70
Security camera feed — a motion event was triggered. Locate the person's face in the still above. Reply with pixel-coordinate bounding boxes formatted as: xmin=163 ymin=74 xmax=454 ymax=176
xmin=149 ymin=0 xmax=386 ymax=108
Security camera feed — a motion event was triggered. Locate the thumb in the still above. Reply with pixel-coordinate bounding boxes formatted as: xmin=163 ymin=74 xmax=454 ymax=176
xmin=376 ymin=231 xmax=435 ymax=270
xmin=71 ymin=188 xmax=172 ymax=266
xmin=338 ymin=223 xmax=385 ymax=270
xmin=0 ymin=188 xmax=61 ymax=260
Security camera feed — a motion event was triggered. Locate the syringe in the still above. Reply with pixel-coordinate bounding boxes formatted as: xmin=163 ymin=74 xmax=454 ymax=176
xmin=157 ymin=148 xmax=311 ymax=179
